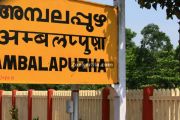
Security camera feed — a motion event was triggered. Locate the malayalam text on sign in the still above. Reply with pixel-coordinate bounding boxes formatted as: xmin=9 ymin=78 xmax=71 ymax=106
xmin=0 ymin=0 xmax=118 ymax=84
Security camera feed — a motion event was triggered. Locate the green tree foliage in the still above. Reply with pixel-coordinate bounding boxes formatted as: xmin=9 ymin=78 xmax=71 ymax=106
xmin=126 ymin=24 xmax=180 ymax=89
xmin=175 ymin=46 xmax=180 ymax=60
xmin=138 ymin=24 xmax=179 ymax=88
xmin=140 ymin=24 xmax=173 ymax=52
xmin=126 ymin=28 xmax=139 ymax=88
xmin=154 ymin=50 xmax=180 ymax=88
xmin=126 ymin=28 xmax=137 ymax=49
xmin=174 ymin=46 xmax=180 ymax=74
xmin=136 ymin=0 xmax=180 ymax=19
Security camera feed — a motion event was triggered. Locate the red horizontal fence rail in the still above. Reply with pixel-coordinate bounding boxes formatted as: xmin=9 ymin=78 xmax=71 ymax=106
xmin=143 ymin=87 xmax=154 ymax=120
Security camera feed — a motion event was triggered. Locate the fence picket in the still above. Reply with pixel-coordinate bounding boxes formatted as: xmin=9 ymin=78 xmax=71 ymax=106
xmin=175 ymin=89 xmax=179 ymax=120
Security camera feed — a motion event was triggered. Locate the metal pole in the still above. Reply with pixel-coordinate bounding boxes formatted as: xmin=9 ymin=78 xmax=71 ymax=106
xmin=113 ymin=0 xmax=126 ymax=120
xmin=178 ymin=21 xmax=180 ymax=75
xmin=70 ymin=102 xmax=73 ymax=120
xmin=71 ymin=85 xmax=79 ymax=120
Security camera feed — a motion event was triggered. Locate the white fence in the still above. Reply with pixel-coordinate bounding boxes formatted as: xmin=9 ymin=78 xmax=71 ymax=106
xmin=1 ymin=88 xmax=180 ymax=120
xmin=126 ymin=89 xmax=180 ymax=120
xmin=1 ymin=90 xmax=103 ymax=120
xmin=151 ymin=89 xmax=180 ymax=120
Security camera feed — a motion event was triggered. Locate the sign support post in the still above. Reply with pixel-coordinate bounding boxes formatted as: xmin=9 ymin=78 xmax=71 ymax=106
xmin=71 ymin=85 xmax=79 ymax=120
xmin=113 ymin=0 xmax=126 ymax=120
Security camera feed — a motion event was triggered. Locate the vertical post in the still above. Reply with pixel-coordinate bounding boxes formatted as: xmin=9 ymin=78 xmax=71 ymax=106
xmin=113 ymin=0 xmax=126 ymax=120
xmin=70 ymin=101 xmax=73 ymax=120
xmin=47 ymin=89 xmax=54 ymax=120
xmin=71 ymin=85 xmax=79 ymax=120
xmin=102 ymin=87 xmax=110 ymax=120
xmin=0 ymin=90 xmax=3 ymax=120
xmin=143 ymin=87 xmax=154 ymax=120
xmin=178 ymin=21 xmax=180 ymax=75
xmin=12 ymin=90 xmax=17 ymax=108
xmin=28 ymin=89 xmax=33 ymax=120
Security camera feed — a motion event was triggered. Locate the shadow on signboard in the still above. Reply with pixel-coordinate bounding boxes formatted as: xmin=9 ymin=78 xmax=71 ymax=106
xmin=104 ymin=7 xmax=118 ymax=82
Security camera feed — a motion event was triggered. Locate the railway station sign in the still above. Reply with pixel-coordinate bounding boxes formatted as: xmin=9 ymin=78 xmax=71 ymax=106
xmin=0 ymin=0 xmax=118 ymax=84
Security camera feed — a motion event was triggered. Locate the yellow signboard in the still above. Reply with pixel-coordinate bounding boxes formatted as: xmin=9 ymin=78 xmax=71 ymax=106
xmin=0 ymin=0 xmax=118 ymax=84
